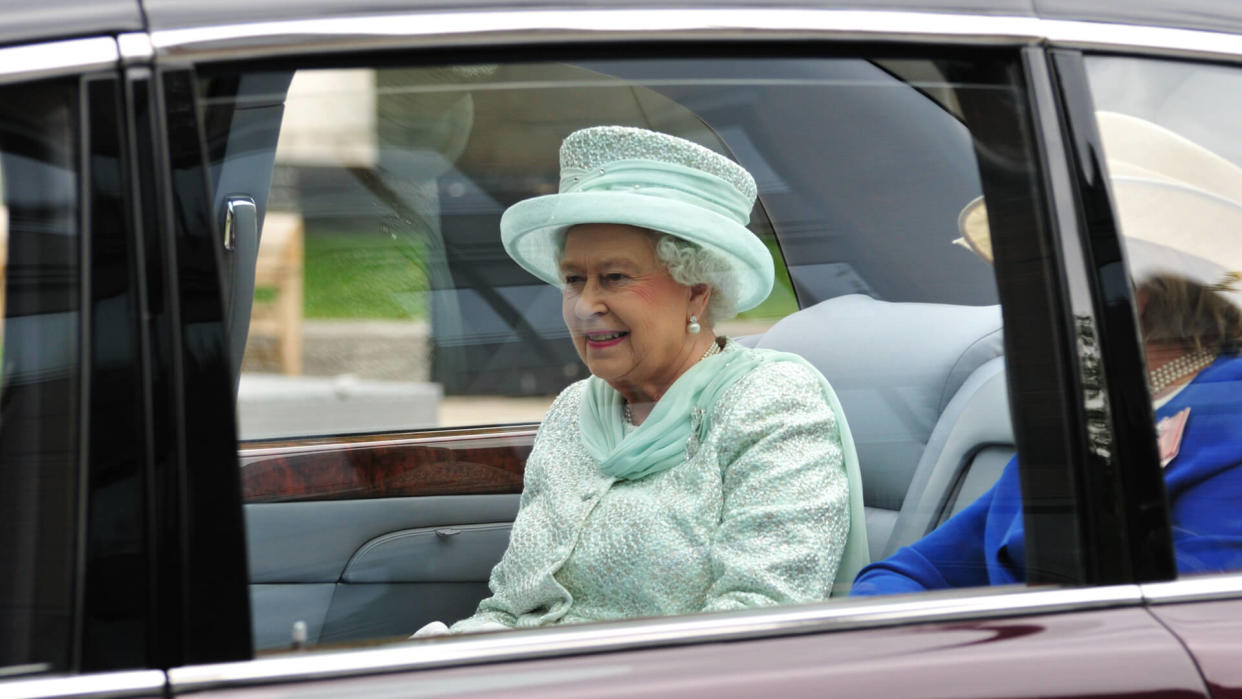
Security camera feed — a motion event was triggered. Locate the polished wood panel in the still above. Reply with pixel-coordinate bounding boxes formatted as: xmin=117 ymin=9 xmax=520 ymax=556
xmin=240 ymin=426 xmax=536 ymax=503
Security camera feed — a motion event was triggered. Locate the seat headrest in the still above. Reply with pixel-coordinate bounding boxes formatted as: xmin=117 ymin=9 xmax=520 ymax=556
xmin=754 ymin=294 xmax=1002 ymax=511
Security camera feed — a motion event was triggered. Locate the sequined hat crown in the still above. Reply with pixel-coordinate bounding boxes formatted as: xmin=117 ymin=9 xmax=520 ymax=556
xmin=559 ymin=126 xmax=758 ymax=203
xmin=500 ymin=125 xmax=775 ymax=312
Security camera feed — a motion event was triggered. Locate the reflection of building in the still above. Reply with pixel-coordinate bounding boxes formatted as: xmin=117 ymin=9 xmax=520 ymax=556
xmin=247 ymin=212 xmax=304 ymax=375
xmin=274 ymin=70 xmax=377 ymax=168
xmin=246 ymin=71 xmax=377 ymax=378
xmin=236 ymin=373 xmax=439 ymax=440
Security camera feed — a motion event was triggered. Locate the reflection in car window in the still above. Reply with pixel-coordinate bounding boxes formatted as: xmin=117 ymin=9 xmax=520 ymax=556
xmin=0 ymin=78 xmax=82 ymax=677
xmin=199 ymin=59 xmax=1009 ymax=439
xmin=196 ymin=56 xmax=1037 ymax=651
xmin=1085 ymin=55 xmax=1242 ymax=578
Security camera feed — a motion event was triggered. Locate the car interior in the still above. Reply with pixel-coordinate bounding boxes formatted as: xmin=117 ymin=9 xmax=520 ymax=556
xmin=198 ymin=56 xmax=1023 ymax=650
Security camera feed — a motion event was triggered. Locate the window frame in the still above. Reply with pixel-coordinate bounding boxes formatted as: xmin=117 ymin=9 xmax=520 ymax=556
xmin=1042 ymin=48 xmax=1176 ymax=584
xmin=152 ymin=19 xmax=1150 ymax=682
xmin=0 ymin=37 xmax=129 ymax=683
xmin=1065 ymin=47 xmax=1242 ymax=591
xmin=4 ymin=8 xmax=1241 ymax=697
xmin=141 ymin=63 xmax=254 ymax=666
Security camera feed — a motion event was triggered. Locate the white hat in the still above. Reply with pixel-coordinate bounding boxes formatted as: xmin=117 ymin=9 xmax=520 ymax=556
xmin=957 ymin=111 xmax=1242 ymax=304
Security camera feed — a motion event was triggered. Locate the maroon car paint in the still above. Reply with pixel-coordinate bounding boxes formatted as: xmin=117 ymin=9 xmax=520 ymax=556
xmin=196 ymin=606 xmax=1207 ymax=698
xmin=1148 ymin=598 xmax=1242 ymax=698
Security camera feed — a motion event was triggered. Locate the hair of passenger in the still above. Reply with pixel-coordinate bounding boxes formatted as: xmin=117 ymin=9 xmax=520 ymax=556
xmin=553 ymin=227 xmax=740 ymax=326
xmin=1137 ymin=273 xmax=1242 ymax=353
xmin=653 ymin=233 xmax=738 ymax=326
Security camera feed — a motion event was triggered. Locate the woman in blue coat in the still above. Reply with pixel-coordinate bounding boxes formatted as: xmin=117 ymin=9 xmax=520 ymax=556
xmin=853 ymin=274 xmax=1242 ymax=595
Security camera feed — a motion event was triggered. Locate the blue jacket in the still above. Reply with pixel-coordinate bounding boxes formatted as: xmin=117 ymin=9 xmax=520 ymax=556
xmin=852 ymin=353 xmax=1242 ymax=596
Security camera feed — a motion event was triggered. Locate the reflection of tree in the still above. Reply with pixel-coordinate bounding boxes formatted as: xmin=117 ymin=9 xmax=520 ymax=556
xmin=1075 ymin=314 xmax=1112 ymax=461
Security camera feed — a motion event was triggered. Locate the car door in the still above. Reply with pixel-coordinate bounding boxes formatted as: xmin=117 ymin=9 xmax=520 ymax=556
xmin=5 ymin=5 xmax=1237 ymax=699
xmin=129 ymin=4 xmax=1232 ymax=698
xmin=1068 ymin=48 xmax=1242 ymax=696
xmin=0 ymin=15 xmax=209 ymax=699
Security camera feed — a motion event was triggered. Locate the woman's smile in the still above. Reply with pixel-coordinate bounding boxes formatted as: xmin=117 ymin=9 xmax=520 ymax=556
xmin=584 ymin=330 xmax=629 ymax=349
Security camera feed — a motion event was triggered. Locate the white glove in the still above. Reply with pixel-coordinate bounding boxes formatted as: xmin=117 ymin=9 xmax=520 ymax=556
xmin=410 ymin=620 xmax=449 ymax=639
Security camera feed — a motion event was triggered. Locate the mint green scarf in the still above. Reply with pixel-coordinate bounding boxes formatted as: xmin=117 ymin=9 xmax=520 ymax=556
xmin=579 ymin=345 xmax=869 ymax=594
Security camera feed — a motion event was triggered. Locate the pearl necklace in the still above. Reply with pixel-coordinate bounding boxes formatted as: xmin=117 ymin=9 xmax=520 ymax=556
xmin=1148 ymin=348 xmax=1216 ymax=395
xmin=623 ymin=339 xmax=722 ymax=425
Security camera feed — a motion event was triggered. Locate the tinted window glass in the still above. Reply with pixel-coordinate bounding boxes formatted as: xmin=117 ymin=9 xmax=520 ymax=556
xmin=1086 ymin=55 xmax=1242 ymax=578
xmin=0 ymin=78 xmax=82 ymax=676
xmin=202 ymin=59 xmax=1001 ymax=439
xmin=194 ymin=55 xmax=1040 ymax=652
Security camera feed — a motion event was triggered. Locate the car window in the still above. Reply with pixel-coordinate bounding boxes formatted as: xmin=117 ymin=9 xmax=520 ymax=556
xmin=1085 ymin=55 xmax=1242 ymax=580
xmin=204 ymin=67 xmax=803 ymax=439
xmin=200 ymin=59 xmax=1004 ymax=441
xmin=190 ymin=53 xmax=1054 ymax=652
xmin=0 ymin=77 xmax=82 ymax=678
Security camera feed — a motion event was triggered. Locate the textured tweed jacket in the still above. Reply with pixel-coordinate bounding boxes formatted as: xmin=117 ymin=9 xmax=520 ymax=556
xmin=451 ymin=342 xmax=849 ymax=632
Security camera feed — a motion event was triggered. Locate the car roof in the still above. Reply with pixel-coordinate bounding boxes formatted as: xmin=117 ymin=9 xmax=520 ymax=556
xmin=3 ymin=0 xmax=1240 ymax=50
xmin=138 ymin=0 xmax=1242 ymax=39
xmin=0 ymin=0 xmax=141 ymax=47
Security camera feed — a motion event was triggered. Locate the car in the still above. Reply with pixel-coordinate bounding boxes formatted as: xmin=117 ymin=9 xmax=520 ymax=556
xmin=3 ymin=0 xmax=1242 ymax=696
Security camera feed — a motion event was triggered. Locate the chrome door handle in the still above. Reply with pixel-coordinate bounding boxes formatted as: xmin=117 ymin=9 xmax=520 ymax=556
xmin=223 ymin=195 xmax=257 ymax=252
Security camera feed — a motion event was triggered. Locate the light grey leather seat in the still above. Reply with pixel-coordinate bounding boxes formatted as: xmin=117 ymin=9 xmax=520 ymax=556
xmin=751 ymin=294 xmax=1008 ymax=560
xmin=883 ymin=355 xmax=1013 ymax=555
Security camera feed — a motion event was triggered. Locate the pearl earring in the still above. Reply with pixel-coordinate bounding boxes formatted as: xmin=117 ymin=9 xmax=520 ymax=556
xmin=687 ymin=315 xmax=701 ymax=335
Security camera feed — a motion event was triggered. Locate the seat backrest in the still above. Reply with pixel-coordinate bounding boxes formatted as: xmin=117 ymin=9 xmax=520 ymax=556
xmin=883 ymin=355 xmax=1014 ymax=556
xmin=753 ymin=294 xmax=1003 ymax=560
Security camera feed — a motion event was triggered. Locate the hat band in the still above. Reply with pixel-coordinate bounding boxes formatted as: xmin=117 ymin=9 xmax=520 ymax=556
xmin=560 ymin=159 xmax=752 ymax=225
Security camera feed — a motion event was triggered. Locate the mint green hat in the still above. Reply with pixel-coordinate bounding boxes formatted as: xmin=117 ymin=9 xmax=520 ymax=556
xmin=500 ymin=125 xmax=775 ymax=312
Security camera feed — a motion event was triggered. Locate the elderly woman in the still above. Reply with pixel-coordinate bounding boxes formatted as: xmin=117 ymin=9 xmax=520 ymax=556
xmin=420 ymin=126 xmax=867 ymax=635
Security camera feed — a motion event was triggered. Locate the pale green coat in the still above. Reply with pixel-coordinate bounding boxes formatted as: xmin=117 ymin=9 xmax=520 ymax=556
xmin=452 ymin=343 xmax=849 ymax=632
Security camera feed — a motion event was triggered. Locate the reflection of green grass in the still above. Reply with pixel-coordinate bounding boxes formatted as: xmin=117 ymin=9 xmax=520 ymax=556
xmin=301 ymin=229 xmax=428 ymax=319
xmin=285 ymin=227 xmax=796 ymax=321
xmin=737 ymin=238 xmax=799 ymax=320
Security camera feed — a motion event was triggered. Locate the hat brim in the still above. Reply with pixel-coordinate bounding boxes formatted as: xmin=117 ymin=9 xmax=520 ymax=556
xmin=1112 ymin=177 xmax=1242 ymax=298
xmin=956 ymin=175 xmax=1242 ymax=306
xmin=500 ymin=191 xmax=775 ymax=312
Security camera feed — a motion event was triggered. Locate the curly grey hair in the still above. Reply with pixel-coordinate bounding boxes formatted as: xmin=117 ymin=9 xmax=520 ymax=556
xmin=554 ymin=227 xmax=739 ymax=327
xmin=652 ymin=234 xmax=738 ymax=327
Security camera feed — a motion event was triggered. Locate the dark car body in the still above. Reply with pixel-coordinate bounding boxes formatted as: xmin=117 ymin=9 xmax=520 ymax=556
xmin=3 ymin=1 xmax=1242 ymax=697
